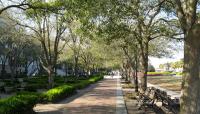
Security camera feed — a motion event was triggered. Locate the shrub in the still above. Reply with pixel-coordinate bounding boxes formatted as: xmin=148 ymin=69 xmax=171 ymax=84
xmin=24 ymin=84 xmax=37 ymax=92
xmin=24 ymin=83 xmax=47 ymax=92
xmin=0 ymin=75 xmax=104 ymax=113
xmin=25 ymin=77 xmax=47 ymax=84
xmin=147 ymin=72 xmax=172 ymax=76
xmin=73 ymin=75 xmax=103 ymax=89
xmin=42 ymin=85 xmax=76 ymax=102
xmin=64 ymin=76 xmax=78 ymax=83
xmin=54 ymin=77 xmax=65 ymax=83
xmin=176 ymin=72 xmax=183 ymax=76
xmin=88 ymin=75 xmax=103 ymax=83
xmin=41 ymin=75 xmax=103 ymax=102
xmin=72 ymin=80 xmax=90 ymax=89
xmin=0 ymin=92 xmax=40 ymax=114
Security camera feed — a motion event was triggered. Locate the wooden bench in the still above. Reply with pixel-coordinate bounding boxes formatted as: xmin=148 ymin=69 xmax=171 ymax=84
xmin=153 ymin=89 xmax=180 ymax=113
xmin=137 ymin=87 xmax=180 ymax=113
xmin=137 ymin=87 xmax=157 ymax=109
xmin=166 ymin=96 xmax=180 ymax=114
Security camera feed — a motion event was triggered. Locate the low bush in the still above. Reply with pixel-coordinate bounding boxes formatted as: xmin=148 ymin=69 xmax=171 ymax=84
xmin=54 ymin=77 xmax=65 ymax=83
xmin=147 ymin=72 xmax=172 ymax=76
xmin=88 ymin=75 xmax=104 ymax=83
xmin=24 ymin=83 xmax=47 ymax=92
xmin=73 ymin=75 xmax=103 ymax=89
xmin=25 ymin=77 xmax=47 ymax=84
xmin=64 ymin=76 xmax=78 ymax=83
xmin=0 ymin=75 xmax=104 ymax=113
xmin=73 ymin=80 xmax=90 ymax=89
xmin=0 ymin=92 xmax=40 ymax=114
xmin=42 ymin=85 xmax=76 ymax=102
xmin=24 ymin=84 xmax=37 ymax=92
xmin=176 ymin=72 xmax=183 ymax=76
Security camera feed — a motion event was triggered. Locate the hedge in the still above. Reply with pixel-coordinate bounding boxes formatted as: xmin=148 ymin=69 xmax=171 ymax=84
xmin=88 ymin=75 xmax=104 ymax=83
xmin=73 ymin=75 xmax=103 ymax=89
xmin=0 ymin=92 xmax=40 ymax=114
xmin=0 ymin=75 xmax=104 ymax=114
xmin=147 ymin=72 xmax=173 ymax=76
xmin=42 ymin=75 xmax=104 ymax=102
xmin=41 ymin=85 xmax=76 ymax=102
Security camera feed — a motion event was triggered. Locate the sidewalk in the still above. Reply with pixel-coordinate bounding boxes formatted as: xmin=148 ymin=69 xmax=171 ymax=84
xmin=34 ymin=76 xmax=127 ymax=114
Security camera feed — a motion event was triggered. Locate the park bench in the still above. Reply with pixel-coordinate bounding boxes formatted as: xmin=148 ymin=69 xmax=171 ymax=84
xmin=156 ymin=90 xmax=168 ymax=105
xmin=152 ymin=89 xmax=180 ymax=113
xmin=137 ymin=87 xmax=157 ymax=109
xmin=136 ymin=87 xmax=180 ymax=113
xmin=165 ymin=95 xmax=180 ymax=114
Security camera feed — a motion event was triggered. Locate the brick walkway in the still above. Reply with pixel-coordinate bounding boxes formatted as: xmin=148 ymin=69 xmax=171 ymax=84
xmin=34 ymin=77 xmax=119 ymax=114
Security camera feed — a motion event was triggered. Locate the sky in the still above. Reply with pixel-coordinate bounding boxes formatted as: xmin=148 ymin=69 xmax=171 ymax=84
xmin=149 ymin=49 xmax=183 ymax=69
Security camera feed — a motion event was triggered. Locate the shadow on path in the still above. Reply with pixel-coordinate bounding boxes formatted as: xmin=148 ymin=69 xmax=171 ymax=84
xmin=34 ymin=78 xmax=117 ymax=114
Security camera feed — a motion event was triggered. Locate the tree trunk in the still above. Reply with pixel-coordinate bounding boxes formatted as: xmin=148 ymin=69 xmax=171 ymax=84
xmin=74 ymin=55 xmax=79 ymax=77
xmin=122 ymin=63 xmax=126 ymax=79
xmin=135 ymin=70 xmax=138 ymax=92
xmin=125 ymin=65 xmax=128 ymax=81
xmin=47 ymin=67 xmax=54 ymax=89
xmin=128 ymin=66 xmax=131 ymax=81
xmin=86 ymin=67 xmax=90 ymax=76
xmin=180 ymin=25 xmax=200 ymax=114
xmin=9 ymin=57 xmax=16 ymax=82
xmin=140 ymin=42 xmax=148 ymax=92
xmin=10 ymin=66 xmax=16 ymax=82
xmin=54 ymin=65 xmax=57 ymax=77
xmin=65 ymin=64 xmax=68 ymax=76
xmin=25 ymin=62 xmax=28 ymax=76
xmin=1 ymin=62 xmax=6 ymax=77
xmin=134 ymin=58 xmax=139 ymax=92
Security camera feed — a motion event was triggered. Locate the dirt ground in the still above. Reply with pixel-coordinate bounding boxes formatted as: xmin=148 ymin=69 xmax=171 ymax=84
xmin=147 ymin=76 xmax=181 ymax=93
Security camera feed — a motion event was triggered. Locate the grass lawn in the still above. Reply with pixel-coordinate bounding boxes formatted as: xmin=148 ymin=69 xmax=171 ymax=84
xmin=147 ymin=76 xmax=182 ymax=93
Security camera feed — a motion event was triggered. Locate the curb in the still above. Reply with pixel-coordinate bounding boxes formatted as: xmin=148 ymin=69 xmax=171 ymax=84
xmin=116 ymin=78 xmax=128 ymax=114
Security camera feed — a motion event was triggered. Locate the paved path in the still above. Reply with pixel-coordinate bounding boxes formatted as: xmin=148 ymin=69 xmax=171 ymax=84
xmin=34 ymin=76 xmax=127 ymax=114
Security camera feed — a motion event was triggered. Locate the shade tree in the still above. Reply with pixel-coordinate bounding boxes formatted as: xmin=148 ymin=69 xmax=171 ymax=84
xmin=161 ymin=1 xmax=200 ymax=113
xmin=15 ymin=1 xmax=70 ymax=88
xmin=72 ymin=0 xmax=180 ymax=92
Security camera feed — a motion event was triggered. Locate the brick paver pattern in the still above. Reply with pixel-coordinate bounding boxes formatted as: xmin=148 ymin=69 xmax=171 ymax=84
xmin=34 ymin=78 xmax=117 ymax=114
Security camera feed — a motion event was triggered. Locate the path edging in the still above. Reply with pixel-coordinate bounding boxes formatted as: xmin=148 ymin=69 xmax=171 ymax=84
xmin=116 ymin=78 xmax=128 ymax=114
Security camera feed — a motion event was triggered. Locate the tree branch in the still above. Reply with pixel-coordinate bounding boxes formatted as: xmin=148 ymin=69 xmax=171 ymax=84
xmin=0 ymin=3 xmax=29 ymax=14
xmin=174 ymin=0 xmax=187 ymax=31
xmin=147 ymin=0 xmax=166 ymax=28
